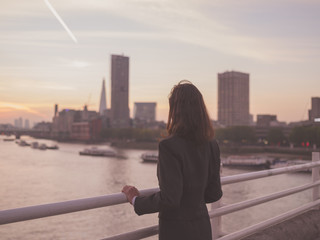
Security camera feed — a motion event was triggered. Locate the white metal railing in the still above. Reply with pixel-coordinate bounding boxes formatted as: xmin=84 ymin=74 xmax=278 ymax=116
xmin=0 ymin=152 xmax=319 ymax=240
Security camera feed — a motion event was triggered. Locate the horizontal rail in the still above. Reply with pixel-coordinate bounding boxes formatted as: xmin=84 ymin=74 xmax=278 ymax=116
xmin=101 ymin=225 xmax=158 ymax=240
xmin=210 ymin=180 xmax=320 ymax=217
xmin=100 ymin=180 xmax=320 ymax=240
xmin=0 ymin=188 xmax=159 ymax=225
xmin=218 ymin=199 xmax=320 ymax=240
xmin=1 ymin=161 xmax=320 ymax=225
xmin=221 ymin=161 xmax=320 ymax=185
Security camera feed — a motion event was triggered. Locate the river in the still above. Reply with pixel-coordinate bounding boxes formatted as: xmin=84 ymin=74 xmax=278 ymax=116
xmin=0 ymin=135 xmax=313 ymax=240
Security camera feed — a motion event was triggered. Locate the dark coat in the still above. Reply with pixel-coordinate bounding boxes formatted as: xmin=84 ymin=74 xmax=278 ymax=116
xmin=134 ymin=136 xmax=223 ymax=240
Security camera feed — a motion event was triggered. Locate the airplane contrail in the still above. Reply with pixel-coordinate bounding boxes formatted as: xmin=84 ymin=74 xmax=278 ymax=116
xmin=44 ymin=0 xmax=78 ymax=43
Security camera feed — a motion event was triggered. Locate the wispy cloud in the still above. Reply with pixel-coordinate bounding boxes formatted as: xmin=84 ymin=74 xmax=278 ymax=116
xmin=68 ymin=60 xmax=91 ymax=68
xmin=38 ymin=85 xmax=76 ymax=90
xmin=1 ymin=0 xmax=318 ymax=62
xmin=66 ymin=0 xmax=318 ymax=62
xmin=0 ymin=102 xmax=47 ymax=118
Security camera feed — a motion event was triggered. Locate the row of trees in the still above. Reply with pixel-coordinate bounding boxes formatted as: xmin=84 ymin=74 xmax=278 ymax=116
xmin=290 ymin=126 xmax=320 ymax=147
xmin=215 ymin=126 xmax=256 ymax=144
xmin=101 ymin=128 xmax=165 ymax=142
xmin=214 ymin=125 xmax=320 ymax=147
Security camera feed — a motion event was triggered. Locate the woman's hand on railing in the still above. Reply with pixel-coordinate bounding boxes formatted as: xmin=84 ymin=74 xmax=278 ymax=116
xmin=122 ymin=185 xmax=140 ymax=204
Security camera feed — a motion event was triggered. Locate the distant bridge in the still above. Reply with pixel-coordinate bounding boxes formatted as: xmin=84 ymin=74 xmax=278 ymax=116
xmin=0 ymin=129 xmax=50 ymax=139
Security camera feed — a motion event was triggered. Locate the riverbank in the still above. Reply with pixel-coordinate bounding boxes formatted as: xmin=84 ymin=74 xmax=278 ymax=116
xmin=111 ymin=141 xmax=317 ymax=158
xmin=220 ymin=145 xmax=317 ymax=157
xmin=30 ymin=136 xmax=318 ymax=157
xmin=110 ymin=140 xmax=159 ymax=150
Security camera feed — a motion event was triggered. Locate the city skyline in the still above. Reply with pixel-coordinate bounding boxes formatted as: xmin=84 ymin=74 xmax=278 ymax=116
xmin=1 ymin=0 xmax=320 ymax=124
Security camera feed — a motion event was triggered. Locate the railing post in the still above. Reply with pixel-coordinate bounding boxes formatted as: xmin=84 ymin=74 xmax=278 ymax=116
xmin=211 ymin=200 xmax=222 ymax=239
xmin=312 ymin=152 xmax=320 ymax=204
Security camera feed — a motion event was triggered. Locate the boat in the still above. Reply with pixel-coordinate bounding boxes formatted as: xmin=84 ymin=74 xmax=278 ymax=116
xmin=141 ymin=152 xmax=158 ymax=163
xmin=31 ymin=142 xmax=39 ymax=149
xmin=79 ymin=147 xmax=116 ymax=157
xmin=222 ymin=155 xmax=274 ymax=169
xmin=38 ymin=144 xmax=47 ymax=150
xmin=288 ymin=160 xmax=312 ymax=173
xmin=271 ymin=159 xmax=311 ymax=173
xmin=3 ymin=138 xmax=15 ymax=142
xmin=270 ymin=158 xmax=288 ymax=169
xmin=47 ymin=145 xmax=59 ymax=150
xmin=19 ymin=140 xmax=31 ymax=147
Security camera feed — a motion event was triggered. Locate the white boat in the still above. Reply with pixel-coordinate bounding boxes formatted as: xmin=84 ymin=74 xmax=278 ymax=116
xmin=79 ymin=147 xmax=116 ymax=157
xmin=222 ymin=155 xmax=274 ymax=169
xmin=270 ymin=159 xmax=288 ymax=169
xmin=288 ymin=160 xmax=312 ymax=173
xmin=271 ymin=159 xmax=311 ymax=173
xmin=141 ymin=152 xmax=158 ymax=163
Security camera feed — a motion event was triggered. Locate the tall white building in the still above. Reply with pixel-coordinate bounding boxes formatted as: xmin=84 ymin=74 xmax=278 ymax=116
xmin=24 ymin=119 xmax=30 ymax=129
xmin=14 ymin=117 xmax=23 ymax=128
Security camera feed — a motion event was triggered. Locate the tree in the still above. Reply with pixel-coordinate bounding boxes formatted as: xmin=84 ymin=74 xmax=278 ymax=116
xmin=215 ymin=126 xmax=256 ymax=144
xmin=289 ymin=126 xmax=304 ymax=146
xmin=101 ymin=128 xmax=165 ymax=142
xmin=289 ymin=126 xmax=320 ymax=147
xmin=267 ymin=128 xmax=286 ymax=146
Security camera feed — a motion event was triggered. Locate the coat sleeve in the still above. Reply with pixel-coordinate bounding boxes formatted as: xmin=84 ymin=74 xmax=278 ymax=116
xmin=134 ymin=140 xmax=183 ymax=216
xmin=205 ymin=140 xmax=223 ymax=203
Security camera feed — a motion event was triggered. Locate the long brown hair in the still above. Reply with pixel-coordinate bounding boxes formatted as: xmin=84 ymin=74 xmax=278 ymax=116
xmin=167 ymin=80 xmax=214 ymax=144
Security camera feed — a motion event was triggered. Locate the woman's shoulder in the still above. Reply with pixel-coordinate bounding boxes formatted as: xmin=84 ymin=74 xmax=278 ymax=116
xmin=210 ymin=138 xmax=219 ymax=146
xmin=159 ymin=135 xmax=189 ymax=152
xmin=160 ymin=135 xmax=219 ymax=149
xmin=209 ymin=138 xmax=220 ymax=149
xmin=160 ymin=135 xmax=183 ymax=147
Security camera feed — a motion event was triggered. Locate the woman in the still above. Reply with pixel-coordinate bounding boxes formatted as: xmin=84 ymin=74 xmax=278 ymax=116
xmin=122 ymin=80 xmax=222 ymax=240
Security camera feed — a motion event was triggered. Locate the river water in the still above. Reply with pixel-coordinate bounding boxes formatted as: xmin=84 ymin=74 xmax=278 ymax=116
xmin=0 ymin=135 xmax=313 ymax=240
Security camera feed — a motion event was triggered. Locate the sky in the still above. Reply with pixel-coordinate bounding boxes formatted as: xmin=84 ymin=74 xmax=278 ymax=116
xmin=0 ymin=0 xmax=319 ymax=125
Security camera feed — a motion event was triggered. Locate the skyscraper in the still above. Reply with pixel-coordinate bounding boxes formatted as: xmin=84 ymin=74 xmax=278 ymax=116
xmin=99 ymin=78 xmax=107 ymax=115
xmin=14 ymin=117 xmax=23 ymax=128
xmin=110 ymin=54 xmax=130 ymax=128
xmin=218 ymin=71 xmax=250 ymax=126
xmin=309 ymin=97 xmax=320 ymax=122
xmin=24 ymin=119 xmax=30 ymax=129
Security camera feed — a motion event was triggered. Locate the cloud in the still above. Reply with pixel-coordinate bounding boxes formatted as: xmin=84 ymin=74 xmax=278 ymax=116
xmin=69 ymin=60 xmax=91 ymax=68
xmin=67 ymin=0 xmax=318 ymax=62
xmin=0 ymin=102 xmax=47 ymax=118
xmin=38 ymin=85 xmax=76 ymax=90
xmin=1 ymin=0 xmax=318 ymax=62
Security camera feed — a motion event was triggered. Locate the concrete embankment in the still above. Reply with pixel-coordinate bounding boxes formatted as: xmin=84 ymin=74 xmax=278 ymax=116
xmin=242 ymin=210 xmax=320 ymax=240
xmin=219 ymin=145 xmax=317 ymax=156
